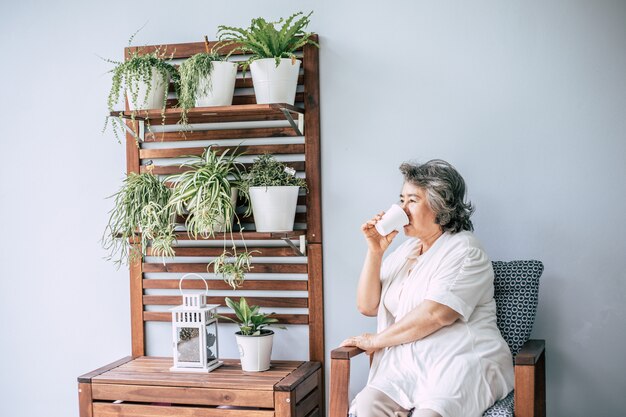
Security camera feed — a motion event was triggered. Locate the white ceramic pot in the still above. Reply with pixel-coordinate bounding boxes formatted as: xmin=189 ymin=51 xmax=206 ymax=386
xmin=236 ymin=330 xmax=274 ymax=372
xmin=249 ymin=58 xmax=301 ymax=105
xmin=126 ymin=67 xmax=169 ymax=110
xmin=195 ymin=61 xmax=238 ymax=107
xmin=212 ymin=188 xmax=239 ymax=233
xmin=249 ymin=186 xmax=299 ymax=232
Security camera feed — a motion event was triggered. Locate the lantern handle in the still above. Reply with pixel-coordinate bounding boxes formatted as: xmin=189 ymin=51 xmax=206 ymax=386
xmin=178 ymin=273 xmax=209 ymax=296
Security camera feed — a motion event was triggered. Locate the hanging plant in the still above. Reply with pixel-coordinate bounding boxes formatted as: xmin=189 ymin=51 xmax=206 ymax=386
xmin=209 ymin=249 xmax=258 ymax=289
xmin=102 ymin=171 xmax=176 ymax=267
xmin=177 ymin=36 xmax=233 ymax=126
xmin=102 ymin=30 xmax=180 ymax=143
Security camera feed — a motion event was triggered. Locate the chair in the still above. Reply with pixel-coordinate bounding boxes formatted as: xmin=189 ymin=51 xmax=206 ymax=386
xmin=329 ymin=260 xmax=546 ymax=417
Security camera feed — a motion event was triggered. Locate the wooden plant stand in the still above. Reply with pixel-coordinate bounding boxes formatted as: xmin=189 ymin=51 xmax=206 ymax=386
xmin=78 ymin=38 xmax=324 ymax=417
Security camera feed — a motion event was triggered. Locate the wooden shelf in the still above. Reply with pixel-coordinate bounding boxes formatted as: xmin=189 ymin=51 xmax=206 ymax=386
xmin=112 ymin=103 xmax=304 ymax=124
xmin=173 ymin=230 xmax=306 ymax=241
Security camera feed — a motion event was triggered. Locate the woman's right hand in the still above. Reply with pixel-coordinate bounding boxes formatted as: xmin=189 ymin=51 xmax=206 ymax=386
xmin=361 ymin=212 xmax=399 ymax=255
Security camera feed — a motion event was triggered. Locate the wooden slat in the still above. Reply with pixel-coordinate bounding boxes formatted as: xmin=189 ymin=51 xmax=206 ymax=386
xmin=139 ymin=143 xmax=304 ymax=159
xmin=143 ymin=295 xmax=308 ymax=308
xmin=78 ymin=382 xmax=93 ymax=417
xmin=91 ymin=383 xmax=274 ymax=408
xmin=93 ymin=403 xmax=273 ymax=417
xmin=165 ymin=74 xmax=304 ymax=91
xmin=146 ymin=246 xmax=300 ymax=257
xmin=143 ymin=161 xmax=305 ymax=175
xmin=515 ymin=339 xmax=545 ymax=365
xmin=306 ymin=244 xmax=324 ymax=364
xmin=303 ymin=38 xmax=323 ymax=244
xmin=166 ymin=94 xmax=305 ymax=109
xmin=142 ymin=262 xmax=307 ymax=274
xmin=143 ymin=279 xmax=308 ymax=291
xmin=143 ymin=312 xmax=309 ymax=325
xmin=144 ymin=127 xmax=298 ymax=143
xmin=295 ymin=371 xmax=320 ymax=403
xmin=296 ymin=387 xmax=320 ymax=417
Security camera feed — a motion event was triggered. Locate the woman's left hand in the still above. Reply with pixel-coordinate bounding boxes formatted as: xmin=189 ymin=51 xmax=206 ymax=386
xmin=340 ymin=333 xmax=381 ymax=356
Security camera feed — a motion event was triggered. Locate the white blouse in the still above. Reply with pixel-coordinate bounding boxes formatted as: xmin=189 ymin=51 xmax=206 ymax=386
xmin=352 ymin=231 xmax=514 ymax=417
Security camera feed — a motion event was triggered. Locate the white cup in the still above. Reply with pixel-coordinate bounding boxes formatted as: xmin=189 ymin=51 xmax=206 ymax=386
xmin=375 ymin=204 xmax=410 ymax=236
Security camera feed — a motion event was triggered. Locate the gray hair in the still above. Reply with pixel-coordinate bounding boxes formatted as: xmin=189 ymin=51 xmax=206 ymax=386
xmin=399 ymin=159 xmax=474 ymax=233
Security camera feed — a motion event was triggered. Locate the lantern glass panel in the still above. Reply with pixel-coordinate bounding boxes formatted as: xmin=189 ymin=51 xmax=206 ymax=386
xmin=206 ymin=322 xmax=218 ymax=361
xmin=177 ymin=327 xmax=200 ymax=363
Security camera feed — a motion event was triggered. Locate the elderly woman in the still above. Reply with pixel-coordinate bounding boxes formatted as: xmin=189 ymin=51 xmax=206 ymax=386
xmin=341 ymin=160 xmax=513 ymax=417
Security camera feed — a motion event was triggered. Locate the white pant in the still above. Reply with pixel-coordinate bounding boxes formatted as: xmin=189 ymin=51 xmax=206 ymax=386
xmin=354 ymin=386 xmax=442 ymax=417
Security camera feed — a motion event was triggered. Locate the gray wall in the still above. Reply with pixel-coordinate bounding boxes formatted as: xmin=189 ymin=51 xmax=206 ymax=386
xmin=1 ymin=1 xmax=625 ymax=416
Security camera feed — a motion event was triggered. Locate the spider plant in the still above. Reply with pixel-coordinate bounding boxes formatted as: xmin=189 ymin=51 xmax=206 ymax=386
xmin=168 ymin=146 xmax=249 ymax=239
xmin=216 ymin=11 xmax=318 ymax=72
xmin=103 ymin=171 xmax=176 ymax=267
xmin=209 ymin=249 xmax=258 ymax=289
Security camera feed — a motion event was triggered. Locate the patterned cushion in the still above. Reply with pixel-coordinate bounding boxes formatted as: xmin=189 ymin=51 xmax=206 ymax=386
xmin=492 ymin=260 xmax=544 ymax=356
xmin=483 ymin=390 xmax=514 ymax=416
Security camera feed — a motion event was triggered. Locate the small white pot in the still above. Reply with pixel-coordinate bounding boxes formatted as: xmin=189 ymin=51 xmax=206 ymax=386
xmin=212 ymin=188 xmax=239 ymax=233
xmin=126 ymin=67 xmax=169 ymax=110
xmin=250 ymin=58 xmax=301 ymax=104
xmin=249 ymin=186 xmax=299 ymax=232
xmin=195 ymin=61 xmax=238 ymax=107
xmin=236 ymin=330 xmax=274 ymax=372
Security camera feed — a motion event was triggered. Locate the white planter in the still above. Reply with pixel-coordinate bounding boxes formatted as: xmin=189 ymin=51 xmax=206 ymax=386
xmin=249 ymin=186 xmax=299 ymax=232
xmin=195 ymin=61 xmax=238 ymax=107
xmin=250 ymin=58 xmax=301 ymax=105
xmin=126 ymin=67 xmax=169 ymax=110
xmin=212 ymin=188 xmax=239 ymax=233
xmin=236 ymin=330 xmax=274 ymax=372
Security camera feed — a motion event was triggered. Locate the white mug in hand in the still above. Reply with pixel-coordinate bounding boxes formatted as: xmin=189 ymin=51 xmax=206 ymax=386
xmin=375 ymin=204 xmax=409 ymax=236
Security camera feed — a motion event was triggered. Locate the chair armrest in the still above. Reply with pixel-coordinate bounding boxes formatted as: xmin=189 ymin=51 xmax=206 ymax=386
xmin=514 ymin=339 xmax=546 ymax=417
xmin=515 ymin=339 xmax=545 ymax=366
xmin=331 ymin=346 xmax=365 ymax=359
xmin=329 ymin=347 xmax=366 ymax=417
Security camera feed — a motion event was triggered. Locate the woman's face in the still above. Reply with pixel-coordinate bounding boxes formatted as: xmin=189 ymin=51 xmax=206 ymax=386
xmin=399 ymin=182 xmax=441 ymax=238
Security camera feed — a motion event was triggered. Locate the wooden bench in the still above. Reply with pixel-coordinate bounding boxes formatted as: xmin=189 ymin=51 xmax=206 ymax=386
xmin=78 ymin=38 xmax=324 ymax=417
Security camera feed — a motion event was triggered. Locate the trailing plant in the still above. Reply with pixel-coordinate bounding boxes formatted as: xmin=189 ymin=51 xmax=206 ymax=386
xmin=177 ymin=37 xmax=228 ymax=126
xmin=242 ymin=153 xmax=307 ymax=190
xmin=103 ymin=171 xmax=176 ymax=267
xmin=103 ymin=30 xmax=180 ymax=143
xmin=216 ymin=11 xmax=318 ymax=72
xmin=218 ymin=297 xmax=285 ymax=336
xmin=168 ymin=146 xmax=249 ymax=239
xmin=209 ymin=249 xmax=258 ymax=289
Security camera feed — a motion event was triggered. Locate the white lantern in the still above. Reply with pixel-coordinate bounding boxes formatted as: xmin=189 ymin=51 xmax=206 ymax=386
xmin=170 ymin=273 xmax=223 ymax=372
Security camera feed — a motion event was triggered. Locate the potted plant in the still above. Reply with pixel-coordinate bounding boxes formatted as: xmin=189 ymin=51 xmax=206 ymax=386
xmin=218 ymin=297 xmax=284 ymax=372
xmin=102 ymin=171 xmax=176 ymax=267
xmin=168 ymin=146 xmax=248 ymax=239
xmin=217 ymin=11 xmax=318 ymax=105
xmin=241 ymin=154 xmax=307 ymax=232
xmin=103 ymin=31 xmax=180 ymax=142
xmin=177 ymin=37 xmax=238 ymax=125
